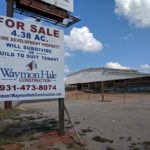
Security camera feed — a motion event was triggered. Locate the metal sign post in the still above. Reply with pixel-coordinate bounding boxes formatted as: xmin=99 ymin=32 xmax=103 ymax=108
xmin=4 ymin=0 xmax=14 ymax=109
xmin=58 ymin=98 xmax=64 ymax=136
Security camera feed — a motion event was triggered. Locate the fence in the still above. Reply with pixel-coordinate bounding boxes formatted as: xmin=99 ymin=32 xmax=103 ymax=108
xmin=65 ymin=90 xmax=150 ymax=103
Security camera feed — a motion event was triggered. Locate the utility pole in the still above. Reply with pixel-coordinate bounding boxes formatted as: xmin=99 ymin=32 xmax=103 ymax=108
xmin=4 ymin=0 xmax=14 ymax=109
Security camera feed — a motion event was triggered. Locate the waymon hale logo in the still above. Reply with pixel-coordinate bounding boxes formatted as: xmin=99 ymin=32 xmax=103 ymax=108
xmin=26 ymin=61 xmax=37 ymax=71
xmin=0 ymin=62 xmax=57 ymax=80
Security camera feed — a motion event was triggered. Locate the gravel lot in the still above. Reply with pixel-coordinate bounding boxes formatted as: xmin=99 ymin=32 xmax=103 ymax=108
xmin=0 ymin=92 xmax=150 ymax=150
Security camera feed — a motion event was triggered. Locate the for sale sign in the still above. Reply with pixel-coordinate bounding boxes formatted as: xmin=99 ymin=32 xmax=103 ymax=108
xmin=0 ymin=15 xmax=64 ymax=101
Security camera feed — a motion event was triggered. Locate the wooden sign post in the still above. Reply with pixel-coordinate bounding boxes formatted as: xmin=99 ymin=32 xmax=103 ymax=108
xmin=4 ymin=0 xmax=14 ymax=109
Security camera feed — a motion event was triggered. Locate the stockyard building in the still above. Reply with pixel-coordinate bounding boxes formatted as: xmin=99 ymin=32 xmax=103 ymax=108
xmin=66 ymin=68 xmax=150 ymax=93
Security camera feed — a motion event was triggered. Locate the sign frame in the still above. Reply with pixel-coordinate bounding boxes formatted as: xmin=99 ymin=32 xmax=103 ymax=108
xmin=41 ymin=0 xmax=74 ymax=13
xmin=0 ymin=15 xmax=64 ymax=101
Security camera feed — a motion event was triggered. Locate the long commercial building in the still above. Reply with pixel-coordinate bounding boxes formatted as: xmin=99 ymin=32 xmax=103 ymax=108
xmin=66 ymin=68 xmax=150 ymax=93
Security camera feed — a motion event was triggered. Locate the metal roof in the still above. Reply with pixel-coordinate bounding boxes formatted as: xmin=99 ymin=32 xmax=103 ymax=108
xmin=66 ymin=67 xmax=150 ymax=84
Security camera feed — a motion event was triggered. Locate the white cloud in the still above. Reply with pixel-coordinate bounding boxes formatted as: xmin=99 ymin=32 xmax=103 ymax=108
xmin=64 ymin=65 xmax=71 ymax=73
xmin=122 ymin=33 xmax=132 ymax=40
xmin=64 ymin=26 xmax=103 ymax=52
xmin=114 ymin=0 xmax=150 ymax=28
xmin=65 ymin=51 xmax=71 ymax=57
xmin=105 ymin=61 xmax=130 ymax=70
xmin=64 ymin=47 xmax=72 ymax=57
xmin=140 ymin=64 xmax=150 ymax=73
xmin=141 ymin=64 xmax=150 ymax=69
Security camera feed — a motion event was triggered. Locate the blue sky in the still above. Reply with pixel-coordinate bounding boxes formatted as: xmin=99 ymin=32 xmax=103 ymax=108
xmin=0 ymin=0 xmax=150 ymax=75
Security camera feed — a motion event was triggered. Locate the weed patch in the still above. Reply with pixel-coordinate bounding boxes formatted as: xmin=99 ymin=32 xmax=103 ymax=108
xmin=127 ymin=136 xmax=132 ymax=142
xmin=143 ymin=141 xmax=150 ymax=149
xmin=74 ymin=121 xmax=80 ymax=125
xmin=106 ymin=147 xmax=114 ymax=150
xmin=129 ymin=147 xmax=140 ymax=150
xmin=81 ymin=127 xmax=93 ymax=133
xmin=92 ymin=136 xmax=113 ymax=143
xmin=129 ymin=143 xmax=141 ymax=150
xmin=119 ymin=137 xmax=125 ymax=140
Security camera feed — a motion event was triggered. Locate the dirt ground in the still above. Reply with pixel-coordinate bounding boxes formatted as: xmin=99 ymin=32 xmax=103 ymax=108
xmin=0 ymin=92 xmax=150 ymax=150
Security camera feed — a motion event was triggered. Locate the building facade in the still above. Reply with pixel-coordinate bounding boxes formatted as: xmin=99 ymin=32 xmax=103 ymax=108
xmin=66 ymin=68 xmax=150 ymax=93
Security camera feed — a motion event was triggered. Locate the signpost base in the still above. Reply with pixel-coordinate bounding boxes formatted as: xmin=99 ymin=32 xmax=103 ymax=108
xmin=58 ymin=98 xmax=64 ymax=136
xmin=4 ymin=101 xmax=12 ymax=109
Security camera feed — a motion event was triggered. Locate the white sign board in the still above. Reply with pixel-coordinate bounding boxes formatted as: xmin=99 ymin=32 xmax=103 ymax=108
xmin=0 ymin=15 xmax=64 ymax=101
xmin=41 ymin=0 xmax=74 ymax=12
